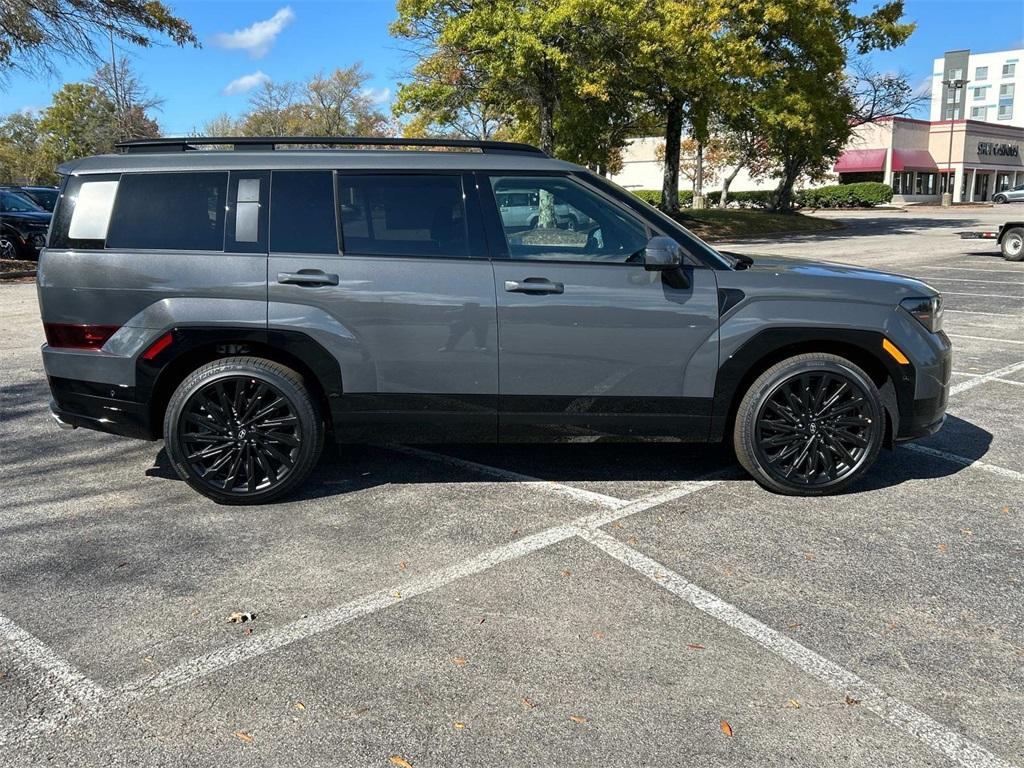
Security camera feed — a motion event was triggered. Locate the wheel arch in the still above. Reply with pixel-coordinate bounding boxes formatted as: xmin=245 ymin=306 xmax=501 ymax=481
xmin=138 ymin=328 xmax=343 ymax=439
xmin=711 ymin=328 xmax=910 ymax=448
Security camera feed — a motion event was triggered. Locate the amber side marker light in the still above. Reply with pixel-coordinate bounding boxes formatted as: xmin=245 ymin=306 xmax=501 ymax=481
xmin=882 ymin=338 xmax=910 ymax=365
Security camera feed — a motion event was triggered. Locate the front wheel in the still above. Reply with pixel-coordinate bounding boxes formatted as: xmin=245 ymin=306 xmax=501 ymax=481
xmin=733 ymin=354 xmax=884 ymax=496
xmin=164 ymin=357 xmax=324 ymax=504
xmin=993 ymin=195 xmax=1007 ymax=204
xmin=1001 ymin=227 xmax=1024 ymax=261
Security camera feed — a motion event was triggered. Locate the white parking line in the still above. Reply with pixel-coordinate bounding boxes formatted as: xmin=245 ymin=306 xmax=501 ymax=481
xmin=0 ymin=475 xmax=723 ymax=749
xmin=903 ymin=444 xmax=1024 ymax=483
xmin=925 ymin=266 xmax=1024 ymax=275
xmin=941 ymin=291 xmax=1024 ymax=300
xmin=947 ymin=334 xmax=1024 ymax=346
xmin=950 ymin=359 xmax=1024 ymax=395
xmin=0 ymin=611 xmax=107 ymax=715
xmin=578 ymin=527 xmax=1017 ymax=768
xmin=944 ymin=309 xmax=1021 ymax=317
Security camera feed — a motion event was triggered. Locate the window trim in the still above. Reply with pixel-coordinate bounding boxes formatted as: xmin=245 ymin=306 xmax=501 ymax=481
xmin=334 ymin=170 xmax=479 ymax=261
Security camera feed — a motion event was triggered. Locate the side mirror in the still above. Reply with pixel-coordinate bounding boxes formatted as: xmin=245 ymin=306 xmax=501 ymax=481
xmin=643 ymin=236 xmax=683 ymax=271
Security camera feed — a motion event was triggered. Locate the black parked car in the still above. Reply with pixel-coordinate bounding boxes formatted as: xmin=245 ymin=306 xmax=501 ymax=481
xmin=1 ymin=185 xmax=60 ymax=212
xmin=1 ymin=188 xmax=52 ymax=260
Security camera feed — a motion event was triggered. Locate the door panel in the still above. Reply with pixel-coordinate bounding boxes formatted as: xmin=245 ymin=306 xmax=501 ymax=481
xmin=492 ymin=262 xmax=719 ymax=441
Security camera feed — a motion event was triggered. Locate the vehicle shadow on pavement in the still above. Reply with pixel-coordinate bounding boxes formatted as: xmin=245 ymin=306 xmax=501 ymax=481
xmin=142 ymin=414 xmax=993 ymax=502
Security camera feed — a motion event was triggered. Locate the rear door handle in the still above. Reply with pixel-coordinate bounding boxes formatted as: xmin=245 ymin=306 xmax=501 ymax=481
xmin=277 ymin=270 xmax=339 ymax=287
xmin=504 ymin=278 xmax=564 ymax=295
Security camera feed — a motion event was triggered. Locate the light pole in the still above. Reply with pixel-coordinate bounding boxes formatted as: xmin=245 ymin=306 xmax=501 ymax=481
xmin=941 ymin=78 xmax=969 ymax=207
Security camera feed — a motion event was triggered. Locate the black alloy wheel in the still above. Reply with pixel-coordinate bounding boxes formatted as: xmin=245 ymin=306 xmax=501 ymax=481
xmin=753 ymin=371 xmax=873 ymax=486
xmin=165 ymin=358 xmax=323 ymax=504
xmin=733 ymin=353 xmax=885 ymax=496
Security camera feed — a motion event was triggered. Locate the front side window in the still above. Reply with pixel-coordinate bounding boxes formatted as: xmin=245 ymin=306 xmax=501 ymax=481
xmin=337 ymin=174 xmax=468 ymax=258
xmin=488 ymin=175 xmax=648 ymax=263
xmin=270 ymin=170 xmax=337 ymax=254
xmin=107 ymin=172 xmax=228 ymax=251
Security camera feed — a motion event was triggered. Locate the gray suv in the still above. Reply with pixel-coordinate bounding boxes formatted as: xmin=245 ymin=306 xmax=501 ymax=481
xmin=38 ymin=136 xmax=951 ymax=504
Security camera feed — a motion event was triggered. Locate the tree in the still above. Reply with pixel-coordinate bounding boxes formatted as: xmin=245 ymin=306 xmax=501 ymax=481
xmin=36 ymin=83 xmax=116 ymax=167
xmin=0 ymin=0 xmax=196 ymax=75
xmin=240 ymin=80 xmax=304 ymax=136
xmin=91 ymin=56 xmax=162 ymax=140
xmin=391 ymin=0 xmax=645 ymax=158
xmin=0 ymin=110 xmax=54 ymax=183
xmin=302 ymin=64 xmax=389 ymax=136
xmin=201 ymin=113 xmax=242 ymax=137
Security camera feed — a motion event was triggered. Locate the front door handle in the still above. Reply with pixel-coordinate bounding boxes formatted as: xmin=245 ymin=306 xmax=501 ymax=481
xmin=504 ymin=277 xmax=564 ymax=295
xmin=277 ymin=270 xmax=339 ymax=287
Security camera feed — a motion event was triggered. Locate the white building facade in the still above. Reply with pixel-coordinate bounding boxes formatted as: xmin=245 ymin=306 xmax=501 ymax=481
xmin=930 ymin=48 xmax=1023 ymax=127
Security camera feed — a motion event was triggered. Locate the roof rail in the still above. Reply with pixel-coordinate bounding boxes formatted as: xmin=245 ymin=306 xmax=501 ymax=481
xmin=115 ymin=136 xmax=547 ymax=156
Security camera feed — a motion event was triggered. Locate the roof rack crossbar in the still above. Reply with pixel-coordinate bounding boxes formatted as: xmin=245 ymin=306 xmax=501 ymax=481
xmin=116 ymin=136 xmax=547 ymax=156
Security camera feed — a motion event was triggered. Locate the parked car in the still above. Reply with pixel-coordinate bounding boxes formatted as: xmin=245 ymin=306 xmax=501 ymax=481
xmin=1 ymin=188 xmax=51 ymax=259
xmin=495 ymin=188 xmax=590 ymax=230
xmin=1 ymin=184 xmax=60 ymax=212
xmin=38 ymin=136 xmax=951 ymax=504
xmin=992 ymin=183 xmax=1024 ymax=205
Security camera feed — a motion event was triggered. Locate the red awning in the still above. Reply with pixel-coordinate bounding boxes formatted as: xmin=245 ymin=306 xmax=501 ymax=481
xmin=891 ymin=149 xmax=938 ymax=171
xmin=834 ymin=149 xmax=886 ymax=173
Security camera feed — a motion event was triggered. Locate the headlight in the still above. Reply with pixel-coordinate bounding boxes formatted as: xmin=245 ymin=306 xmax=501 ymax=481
xmin=900 ymin=295 xmax=943 ymax=333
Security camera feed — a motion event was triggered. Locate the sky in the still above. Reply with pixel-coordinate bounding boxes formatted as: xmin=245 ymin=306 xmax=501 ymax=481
xmin=1 ymin=0 xmax=1023 ymax=135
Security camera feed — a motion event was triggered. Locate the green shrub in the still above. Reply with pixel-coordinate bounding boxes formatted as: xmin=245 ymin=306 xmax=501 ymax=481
xmin=631 ymin=189 xmax=696 ymax=207
xmin=633 ymin=188 xmax=777 ymax=209
xmin=796 ymin=182 xmax=892 ymax=208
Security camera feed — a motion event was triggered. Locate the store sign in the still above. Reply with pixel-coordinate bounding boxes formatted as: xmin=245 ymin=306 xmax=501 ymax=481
xmin=977 ymin=141 xmax=1020 ymax=157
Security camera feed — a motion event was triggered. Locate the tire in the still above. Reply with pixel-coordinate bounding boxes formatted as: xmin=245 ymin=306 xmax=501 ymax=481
xmin=1001 ymin=227 xmax=1024 ymax=261
xmin=733 ymin=353 xmax=884 ymax=496
xmin=993 ymin=195 xmax=1007 ymax=204
xmin=0 ymin=232 xmax=23 ymax=260
xmin=164 ymin=357 xmax=324 ymax=504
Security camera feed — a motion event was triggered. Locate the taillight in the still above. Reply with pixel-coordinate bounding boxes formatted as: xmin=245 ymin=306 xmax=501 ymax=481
xmin=43 ymin=323 xmax=119 ymax=350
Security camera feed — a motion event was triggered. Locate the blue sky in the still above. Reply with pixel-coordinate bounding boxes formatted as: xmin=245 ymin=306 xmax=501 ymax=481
xmin=1 ymin=0 xmax=1022 ymax=134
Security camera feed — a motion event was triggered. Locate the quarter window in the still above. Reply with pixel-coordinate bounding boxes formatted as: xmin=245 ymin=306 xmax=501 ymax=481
xmin=337 ymin=174 xmax=468 ymax=258
xmin=488 ymin=175 xmax=648 ymax=263
xmin=107 ymin=172 xmax=228 ymax=251
xmin=270 ymin=171 xmax=338 ymax=254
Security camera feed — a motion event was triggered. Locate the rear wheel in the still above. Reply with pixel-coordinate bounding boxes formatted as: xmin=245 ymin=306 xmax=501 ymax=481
xmin=164 ymin=357 xmax=324 ymax=504
xmin=1001 ymin=227 xmax=1024 ymax=261
xmin=733 ymin=353 xmax=884 ymax=496
xmin=0 ymin=233 xmax=23 ymax=260
xmin=993 ymin=194 xmax=1008 ymax=204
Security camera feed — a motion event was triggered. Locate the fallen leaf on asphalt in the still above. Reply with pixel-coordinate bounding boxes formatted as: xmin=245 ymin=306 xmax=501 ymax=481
xmin=521 ymin=697 xmax=537 ymax=709
xmin=1001 ymin=506 xmax=1009 ymax=514
xmin=592 ymin=631 xmax=605 ymax=640
xmin=720 ymin=720 xmax=733 ymax=737
xmin=227 ymin=612 xmax=255 ymax=624
xmin=845 ymin=694 xmax=860 ymax=706
xmin=787 ymin=623 xmax=802 ymax=630
xmin=784 ymin=699 xmax=800 ymax=709
xmin=233 ymin=730 xmax=253 ymax=744
xmin=686 ymin=643 xmax=705 ymax=650
xmin=561 ymin=569 xmax=572 ymax=577
xmin=960 ymin=528 xmax=973 ymax=536
xmin=399 ymin=561 xmax=408 ymax=571
xmin=611 ymin=521 xmax=623 ymax=529
xmin=452 ymin=657 xmax=468 ymax=666
xmin=569 ymin=715 xmax=588 ymax=724
xmin=294 ymin=701 xmax=306 ymax=711
xmin=937 ymin=543 xmax=948 ymax=554
xmin=627 ymin=536 xmax=638 ymax=546
xmin=243 ymin=627 xmax=253 ymax=636
xmin=453 ymin=721 xmax=466 ymax=729
xmin=143 ymin=656 xmax=153 ymax=664
xmin=803 ymin=552 xmax=816 ymax=561
xmin=352 ymin=707 xmax=370 ymax=716
xmin=510 ymin=528 xmax=520 ymax=537
xmin=393 ymin=591 xmax=402 ymax=599
xmin=388 ymin=757 xmax=413 ymax=768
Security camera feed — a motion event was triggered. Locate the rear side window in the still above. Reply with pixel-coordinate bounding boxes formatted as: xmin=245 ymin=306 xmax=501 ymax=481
xmin=270 ymin=171 xmax=338 ymax=254
xmin=337 ymin=174 xmax=468 ymax=258
xmin=107 ymin=172 xmax=228 ymax=251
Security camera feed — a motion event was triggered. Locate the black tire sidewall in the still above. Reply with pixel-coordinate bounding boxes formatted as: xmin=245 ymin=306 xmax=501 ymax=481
xmin=735 ymin=356 xmax=884 ymax=495
xmin=164 ymin=359 xmax=323 ymax=504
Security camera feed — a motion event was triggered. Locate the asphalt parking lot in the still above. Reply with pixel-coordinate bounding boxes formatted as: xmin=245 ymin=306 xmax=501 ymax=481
xmin=1 ymin=207 xmax=1022 ymax=768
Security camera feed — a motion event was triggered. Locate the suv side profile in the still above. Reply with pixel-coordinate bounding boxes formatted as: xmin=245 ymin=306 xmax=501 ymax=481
xmin=38 ymin=136 xmax=952 ymax=504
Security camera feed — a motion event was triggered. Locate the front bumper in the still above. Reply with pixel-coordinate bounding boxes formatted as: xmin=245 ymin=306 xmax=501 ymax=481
xmin=894 ymin=330 xmax=951 ymax=443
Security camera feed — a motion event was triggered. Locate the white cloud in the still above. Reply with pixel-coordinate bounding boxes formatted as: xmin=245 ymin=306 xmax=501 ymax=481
xmin=214 ymin=7 xmax=295 ymax=59
xmin=223 ymin=71 xmax=271 ymax=96
xmin=362 ymin=87 xmax=392 ymax=105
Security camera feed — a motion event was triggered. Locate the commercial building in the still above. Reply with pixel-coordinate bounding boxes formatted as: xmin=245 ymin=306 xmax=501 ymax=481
xmin=931 ymin=48 xmax=1023 ymax=127
xmin=835 ymin=116 xmax=1023 ymax=203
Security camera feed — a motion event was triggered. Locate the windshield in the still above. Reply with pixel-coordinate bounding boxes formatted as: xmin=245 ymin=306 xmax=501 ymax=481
xmin=1 ymin=190 xmax=45 ymax=213
xmin=576 ymin=172 xmax=736 ymax=269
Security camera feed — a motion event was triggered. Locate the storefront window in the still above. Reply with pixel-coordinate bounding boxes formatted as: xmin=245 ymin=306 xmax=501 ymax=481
xmin=997 ymin=173 xmax=1013 ymax=192
xmin=915 ymin=173 xmax=937 ymax=196
xmin=892 ymin=171 xmax=915 ymax=195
